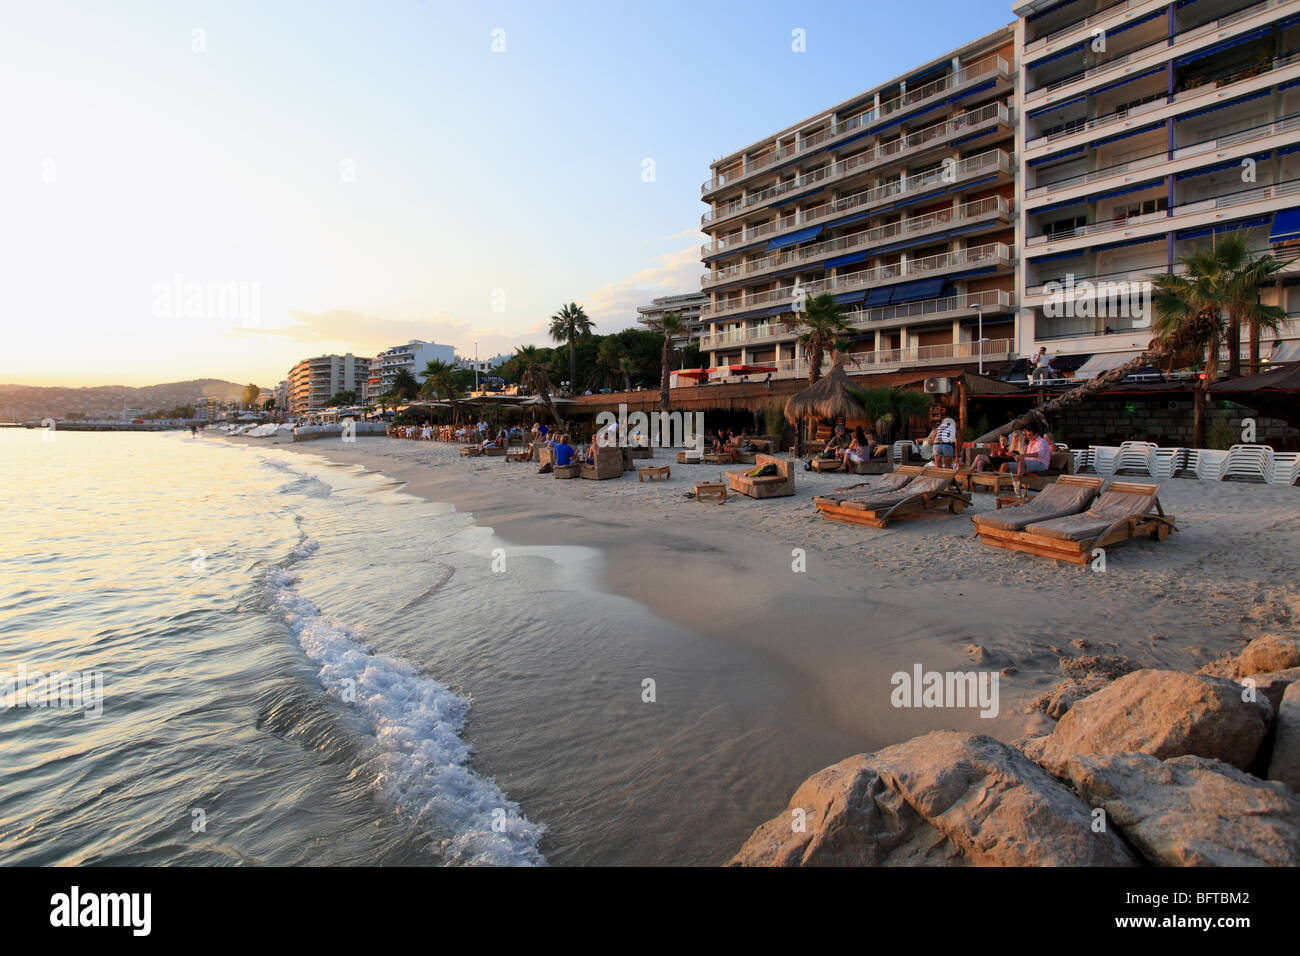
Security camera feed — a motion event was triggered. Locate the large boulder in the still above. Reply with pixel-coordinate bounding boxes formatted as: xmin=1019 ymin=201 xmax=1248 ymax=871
xmin=1038 ymin=669 xmax=1272 ymax=776
xmin=1238 ymin=634 xmax=1300 ymax=677
xmin=1068 ymin=752 xmax=1300 ymax=866
xmin=1268 ymin=682 xmax=1300 ymax=793
xmin=729 ymin=731 xmax=1136 ymax=867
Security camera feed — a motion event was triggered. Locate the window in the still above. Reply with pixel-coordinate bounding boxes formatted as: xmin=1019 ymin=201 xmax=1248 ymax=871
xmin=1113 ymin=197 xmax=1168 ymax=222
xmin=1044 ymin=215 xmax=1087 ymax=239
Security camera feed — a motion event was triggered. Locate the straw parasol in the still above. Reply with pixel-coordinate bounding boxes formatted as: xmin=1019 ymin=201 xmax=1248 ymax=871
xmin=783 ymin=361 xmax=868 ymax=456
xmin=783 ymin=360 xmax=867 ymax=424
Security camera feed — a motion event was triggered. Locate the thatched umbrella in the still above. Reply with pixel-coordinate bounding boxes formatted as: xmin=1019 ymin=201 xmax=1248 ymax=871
xmin=784 ymin=361 xmax=868 ymax=456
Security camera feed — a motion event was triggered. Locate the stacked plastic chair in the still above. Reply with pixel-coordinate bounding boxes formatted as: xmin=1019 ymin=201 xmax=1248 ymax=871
xmin=1187 ymin=448 xmax=1230 ymax=480
xmin=1220 ymin=444 xmax=1274 ymax=483
xmin=1150 ymin=447 xmax=1187 ymax=479
xmin=1112 ymin=441 xmax=1159 ymax=476
xmin=1270 ymin=452 xmax=1300 ymax=486
xmin=1088 ymin=445 xmax=1121 ymax=476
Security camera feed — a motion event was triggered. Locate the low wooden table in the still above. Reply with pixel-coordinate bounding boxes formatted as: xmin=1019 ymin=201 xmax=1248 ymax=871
xmin=810 ymin=457 xmax=842 ymax=473
xmin=694 ymin=481 xmax=727 ymax=504
xmin=639 ymin=466 xmax=670 ymax=482
xmin=996 ymin=492 xmax=1028 ymax=510
xmin=969 ymin=472 xmax=1016 ymax=495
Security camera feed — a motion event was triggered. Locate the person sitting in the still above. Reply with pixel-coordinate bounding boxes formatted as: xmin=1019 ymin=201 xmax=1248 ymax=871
xmin=822 ymin=424 xmax=850 ymax=461
xmin=537 ymin=422 xmax=549 ymax=441
xmin=999 ymin=423 xmax=1051 ymax=476
xmin=553 ymin=437 xmax=575 ymax=468
xmin=971 ymin=433 xmax=1012 ymax=472
xmin=845 ymin=426 xmax=872 ymax=465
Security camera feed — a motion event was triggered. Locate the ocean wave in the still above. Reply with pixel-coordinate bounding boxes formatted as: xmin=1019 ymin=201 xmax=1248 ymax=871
xmin=265 ymin=544 xmax=546 ymax=867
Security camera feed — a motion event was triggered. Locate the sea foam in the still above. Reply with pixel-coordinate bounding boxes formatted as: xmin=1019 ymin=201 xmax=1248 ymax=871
xmin=266 ymin=539 xmax=546 ymax=866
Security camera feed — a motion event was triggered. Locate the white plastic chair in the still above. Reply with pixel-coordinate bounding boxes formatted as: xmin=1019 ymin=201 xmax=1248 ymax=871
xmin=1089 ymin=445 xmax=1121 ymax=476
xmin=1270 ymin=452 xmax=1300 ymax=486
xmin=1071 ymin=448 xmax=1093 ymax=473
xmin=1221 ymin=444 xmax=1273 ymax=483
xmin=1187 ymin=448 xmax=1229 ymax=480
xmin=1151 ymin=447 xmax=1186 ymax=478
xmin=1113 ymin=441 xmax=1158 ymax=476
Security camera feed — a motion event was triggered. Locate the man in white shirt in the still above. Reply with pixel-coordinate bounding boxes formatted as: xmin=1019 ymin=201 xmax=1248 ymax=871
xmin=1029 ymin=348 xmax=1055 ymax=384
xmin=933 ymin=417 xmax=957 ymax=468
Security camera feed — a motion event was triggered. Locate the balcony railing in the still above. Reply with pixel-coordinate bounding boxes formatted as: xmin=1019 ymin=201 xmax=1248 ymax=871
xmin=714 ymin=337 xmax=1017 ymax=381
xmin=1027 ymin=112 xmax=1300 ymax=200
xmin=701 ymin=61 xmax=1011 ymax=194
xmin=1023 ymin=0 xmax=1163 ymax=59
xmin=703 ymin=195 xmax=1010 ymax=289
xmin=703 ymin=105 xmax=1011 ymax=257
xmin=701 ymin=242 xmax=1013 ymax=319
xmin=704 ymin=146 xmax=1008 ymax=230
xmin=1026 ymin=177 xmax=1300 ymax=247
xmin=1024 ymin=0 xmax=1293 ymax=103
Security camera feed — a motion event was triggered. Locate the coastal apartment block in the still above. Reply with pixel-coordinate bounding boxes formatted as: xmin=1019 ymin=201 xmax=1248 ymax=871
xmin=1015 ymin=0 xmax=1300 ymax=372
xmin=374 ymin=339 xmax=456 ymax=397
xmin=287 ymin=353 xmax=371 ymax=416
xmin=635 ymin=292 xmax=709 ymax=343
xmin=698 ymin=27 xmax=1019 ymax=381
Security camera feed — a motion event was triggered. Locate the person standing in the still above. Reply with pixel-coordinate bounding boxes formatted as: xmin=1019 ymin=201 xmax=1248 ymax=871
xmin=933 ymin=417 xmax=957 ymax=468
xmin=1029 ymin=348 xmax=1055 ymax=384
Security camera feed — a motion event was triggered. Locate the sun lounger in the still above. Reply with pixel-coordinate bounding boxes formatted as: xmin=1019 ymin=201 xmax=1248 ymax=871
xmin=1220 ymin=444 xmax=1272 ymax=482
xmin=1151 ymin=447 xmax=1186 ymax=478
xmin=813 ymin=467 xmax=970 ymax=528
xmin=726 ymin=454 xmax=795 ymax=498
xmin=1187 ymin=448 xmax=1229 ymax=480
xmin=1270 ymin=452 xmax=1300 ymax=486
xmin=972 ymin=476 xmax=1104 ymax=540
xmin=1111 ymin=441 xmax=1158 ymax=476
xmin=1088 ymin=445 xmax=1120 ymax=476
xmin=977 ymin=481 xmax=1175 ymax=564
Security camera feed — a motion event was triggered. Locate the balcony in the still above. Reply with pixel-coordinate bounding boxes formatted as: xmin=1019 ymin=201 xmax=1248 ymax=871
xmin=703 ymin=106 xmax=1012 ymax=258
xmin=711 ymin=337 xmax=1018 ymax=381
xmin=1024 ymin=0 xmax=1294 ymax=107
xmin=1026 ymin=112 xmax=1300 ymax=205
xmin=704 ymin=146 xmax=1009 ymax=231
xmin=1023 ymin=0 xmax=1169 ymax=63
xmin=1026 ymin=177 xmax=1300 ymax=252
xmin=701 ymin=242 xmax=1014 ymax=320
xmin=703 ymin=194 xmax=1011 ymax=289
xmin=701 ymin=63 xmax=1012 ymax=196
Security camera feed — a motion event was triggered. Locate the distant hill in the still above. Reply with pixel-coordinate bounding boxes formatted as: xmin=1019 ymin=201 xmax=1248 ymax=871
xmin=0 ymin=379 xmax=263 ymax=421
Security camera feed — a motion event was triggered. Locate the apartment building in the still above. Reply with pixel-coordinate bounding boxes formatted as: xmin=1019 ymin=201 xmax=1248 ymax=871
xmin=287 ymin=353 xmax=371 ymax=416
xmin=374 ymin=339 xmax=457 ymax=395
xmin=698 ymin=27 xmax=1018 ymax=382
xmin=1015 ymin=0 xmax=1300 ymax=374
xmin=636 ymin=292 xmax=709 ymax=343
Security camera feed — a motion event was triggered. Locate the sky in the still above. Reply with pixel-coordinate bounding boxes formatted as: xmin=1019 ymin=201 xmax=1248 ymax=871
xmin=1 ymin=0 xmax=1014 ymax=387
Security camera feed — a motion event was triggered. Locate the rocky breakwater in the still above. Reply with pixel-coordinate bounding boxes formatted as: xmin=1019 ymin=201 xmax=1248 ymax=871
xmin=730 ymin=634 xmax=1300 ymax=866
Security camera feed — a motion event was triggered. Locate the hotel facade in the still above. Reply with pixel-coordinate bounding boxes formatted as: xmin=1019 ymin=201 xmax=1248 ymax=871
xmin=697 ymin=0 xmax=1300 ymax=384
xmin=287 ymin=353 xmax=371 ymax=417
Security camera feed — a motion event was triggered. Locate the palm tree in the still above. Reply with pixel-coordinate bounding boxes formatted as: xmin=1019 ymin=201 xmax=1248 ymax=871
xmin=514 ymin=345 xmax=563 ymax=425
xmin=646 ymin=310 xmax=687 ymax=410
xmin=618 ymin=356 xmax=637 ymax=393
xmin=390 ymin=368 xmax=420 ymax=402
xmin=973 ymin=242 xmax=1238 ymax=448
xmin=549 ymin=302 xmax=594 ymax=394
xmin=420 ymin=360 xmax=461 ymax=419
xmin=851 ymin=386 xmax=934 ymax=445
xmin=783 ymin=293 xmax=854 ymax=384
xmin=1224 ymin=245 xmax=1289 ymax=376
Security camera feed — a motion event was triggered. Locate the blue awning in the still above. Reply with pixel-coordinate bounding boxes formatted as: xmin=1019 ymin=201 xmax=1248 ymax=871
xmin=832 ymin=290 xmax=867 ymax=306
xmin=824 ymin=209 xmax=875 ymax=229
xmin=1028 ymin=145 xmax=1084 ymax=166
xmin=1090 ymin=179 xmax=1163 ymax=202
xmin=766 ymin=226 xmax=823 ymax=250
xmin=953 ymin=174 xmax=1000 ymax=193
xmin=825 ymin=251 xmax=869 ymax=269
xmin=772 ymin=187 xmax=825 ymax=207
xmin=1175 ymin=153 xmax=1272 ymax=180
xmin=1028 ymin=248 xmax=1087 ymax=263
xmin=1030 ymin=39 xmax=1087 ymax=67
xmin=889 ymin=277 xmax=949 ymax=304
xmin=947 ymin=79 xmax=997 ymax=104
xmin=906 ymin=60 xmax=952 ymax=86
xmin=1174 ymin=28 xmax=1271 ymax=67
xmin=1270 ymin=208 xmax=1300 ymax=244
xmin=830 ymin=130 xmax=873 ymax=152
xmin=864 ymin=287 xmax=894 ymax=307
xmin=1028 ymin=94 xmax=1086 ymax=119
xmin=1093 ymin=66 xmax=1165 ymax=96
xmin=1177 ymin=88 xmax=1270 ymax=121
xmin=1176 ymin=216 xmax=1272 ymax=241
xmin=1093 ymin=122 xmax=1163 ymax=148
xmin=948 ymin=266 xmax=999 ymax=279
xmin=1094 ymin=234 xmax=1166 ymax=253
xmin=887 ymin=188 xmax=949 ymax=211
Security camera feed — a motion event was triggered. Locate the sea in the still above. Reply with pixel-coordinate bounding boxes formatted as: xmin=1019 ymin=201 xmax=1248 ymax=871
xmin=0 ymin=429 xmax=844 ymax=866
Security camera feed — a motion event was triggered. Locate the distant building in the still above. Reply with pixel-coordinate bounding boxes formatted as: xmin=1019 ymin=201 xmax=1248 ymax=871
xmin=288 ymin=353 xmax=371 ymax=416
xmin=456 ymin=353 xmax=511 ymax=373
xmin=636 ymin=292 xmax=708 ymax=343
xmin=375 ymin=340 xmax=456 ymax=395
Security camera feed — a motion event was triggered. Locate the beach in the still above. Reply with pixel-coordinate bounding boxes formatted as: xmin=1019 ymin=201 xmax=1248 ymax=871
xmin=223 ymin=433 xmax=1300 ymax=807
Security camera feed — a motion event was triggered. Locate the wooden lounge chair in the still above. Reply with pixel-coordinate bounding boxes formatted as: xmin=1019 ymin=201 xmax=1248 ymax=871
xmin=975 ymin=481 xmax=1175 ymax=564
xmin=813 ymin=467 xmax=970 ymax=528
xmin=726 ymin=454 xmax=795 ymax=498
xmin=1021 ymin=449 xmax=1077 ymax=491
xmin=972 ymin=475 xmax=1104 ymax=543
xmin=581 ymin=447 xmax=624 ymax=480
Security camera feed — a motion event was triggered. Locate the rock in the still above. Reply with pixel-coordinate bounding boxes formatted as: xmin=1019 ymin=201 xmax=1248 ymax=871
xmin=729 ymin=731 xmax=1136 ymax=867
xmin=1039 ymin=670 xmax=1273 ymax=776
xmin=1028 ymin=674 xmax=1111 ymax=719
xmin=1196 ymin=656 xmax=1239 ymax=679
xmin=1239 ymin=634 xmax=1300 ymax=677
xmin=1071 ymin=639 xmax=1092 ymax=650
xmin=1238 ymin=667 xmax=1300 ymax=712
xmin=1059 ymin=654 xmax=1135 ymax=681
xmin=1012 ymin=734 xmax=1049 ymax=763
xmin=1268 ymin=682 xmax=1300 ymax=793
xmin=1067 ymin=752 xmax=1300 ymax=866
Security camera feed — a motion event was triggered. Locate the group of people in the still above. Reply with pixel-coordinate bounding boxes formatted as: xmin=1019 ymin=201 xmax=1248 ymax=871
xmin=969 ymin=423 xmax=1055 ymax=475
xmin=709 ymin=428 xmax=758 ymax=458
xmin=818 ymin=424 xmax=884 ymax=468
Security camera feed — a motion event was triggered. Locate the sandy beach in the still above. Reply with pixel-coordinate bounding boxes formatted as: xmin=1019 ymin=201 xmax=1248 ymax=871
xmin=226 ymin=433 xmax=1300 ymax=765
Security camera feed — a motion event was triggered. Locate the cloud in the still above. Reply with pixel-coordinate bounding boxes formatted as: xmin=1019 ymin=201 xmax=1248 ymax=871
xmin=582 ymin=243 xmax=705 ymax=333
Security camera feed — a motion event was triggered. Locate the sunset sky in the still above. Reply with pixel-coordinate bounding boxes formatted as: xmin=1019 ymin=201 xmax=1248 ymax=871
xmin=3 ymin=0 xmax=1009 ymax=387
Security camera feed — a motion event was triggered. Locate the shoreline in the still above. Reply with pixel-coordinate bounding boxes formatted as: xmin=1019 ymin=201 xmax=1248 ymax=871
xmin=222 ymin=432 xmax=1300 ymax=761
